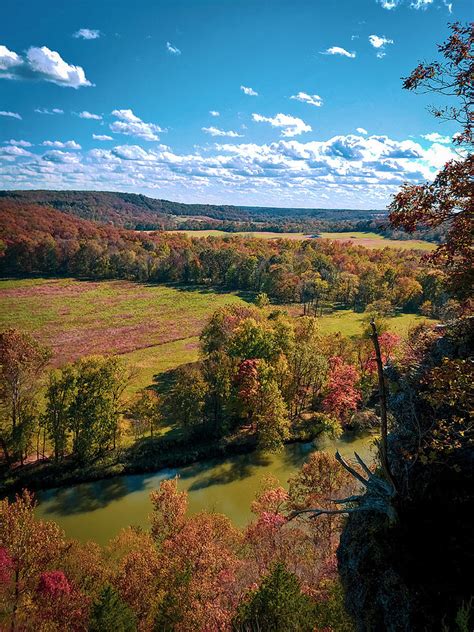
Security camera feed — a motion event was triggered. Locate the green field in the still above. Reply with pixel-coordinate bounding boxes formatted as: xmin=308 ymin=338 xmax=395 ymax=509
xmin=0 ymin=279 xmax=247 ymax=392
xmin=0 ymin=278 xmax=434 ymax=392
xmin=166 ymin=229 xmax=436 ymax=251
xmin=318 ymin=232 xmax=436 ymax=251
xmin=166 ymin=229 xmax=309 ymax=240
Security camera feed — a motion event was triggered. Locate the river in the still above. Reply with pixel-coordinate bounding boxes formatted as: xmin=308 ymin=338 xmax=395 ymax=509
xmin=35 ymin=433 xmax=376 ymax=545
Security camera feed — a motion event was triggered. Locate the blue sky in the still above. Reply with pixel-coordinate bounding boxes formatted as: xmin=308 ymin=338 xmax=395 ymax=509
xmin=0 ymin=0 xmax=470 ymax=208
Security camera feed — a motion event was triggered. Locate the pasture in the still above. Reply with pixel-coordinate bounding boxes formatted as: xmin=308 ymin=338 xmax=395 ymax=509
xmin=0 ymin=278 xmax=433 ymax=392
xmin=0 ymin=279 xmax=246 ymax=391
xmin=165 ymin=229 xmax=436 ymax=250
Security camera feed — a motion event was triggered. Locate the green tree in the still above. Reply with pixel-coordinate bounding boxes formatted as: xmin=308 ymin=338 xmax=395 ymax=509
xmin=89 ymin=584 xmax=137 ymax=632
xmin=128 ymin=389 xmax=161 ymax=438
xmin=68 ymin=356 xmax=128 ymax=463
xmin=233 ymin=563 xmax=317 ymax=632
xmin=43 ymin=366 xmax=76 ymax=462
xmin=163 ymin=365 xmax=207 ymax=431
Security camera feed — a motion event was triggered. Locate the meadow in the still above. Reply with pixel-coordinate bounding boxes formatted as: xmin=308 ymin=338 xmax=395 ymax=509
xmin=0 ymin=278 xmax=433 ymax=392
xmin=165 ymin=229 xmax=436 ymax=250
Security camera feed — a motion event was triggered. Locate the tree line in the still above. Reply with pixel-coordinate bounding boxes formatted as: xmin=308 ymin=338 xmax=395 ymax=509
xmin=0 ymin=199 xmax=456 ymax=317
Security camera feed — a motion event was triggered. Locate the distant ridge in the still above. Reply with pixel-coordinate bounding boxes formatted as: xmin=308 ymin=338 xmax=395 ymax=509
xmin=0 ymin=190 xmax=385 ymax=230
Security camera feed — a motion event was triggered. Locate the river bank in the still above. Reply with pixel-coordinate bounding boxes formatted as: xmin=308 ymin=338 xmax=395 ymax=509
xmin=1 ymin=425 xmax=361 ymax=498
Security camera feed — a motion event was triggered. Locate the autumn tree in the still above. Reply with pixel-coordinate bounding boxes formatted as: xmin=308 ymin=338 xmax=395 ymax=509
xmin=388 ymin=22 xmax=473 ymax=298
xmin=322 ymin=357 xmax=361 ymax=424
xmin=0 ymin=329 xmax=51 ymax=464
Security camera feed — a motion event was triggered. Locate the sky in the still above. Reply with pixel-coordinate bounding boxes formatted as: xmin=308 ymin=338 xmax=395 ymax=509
xmin=0 ymin=0 xmax=470 ymax=209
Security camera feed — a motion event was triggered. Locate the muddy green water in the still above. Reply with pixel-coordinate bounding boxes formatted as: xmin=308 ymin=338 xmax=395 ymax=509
xmin=35 ymin=434 xmax=376 ymax=545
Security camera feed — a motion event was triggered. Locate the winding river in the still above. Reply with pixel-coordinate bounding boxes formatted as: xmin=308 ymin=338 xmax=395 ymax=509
xmin=35 ymin=433 xmax=376 ymax=545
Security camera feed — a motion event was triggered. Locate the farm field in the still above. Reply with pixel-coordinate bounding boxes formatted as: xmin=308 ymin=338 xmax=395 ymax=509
xmin=0 ymin=278 xmax=246 ymax=390
xmin=166 ymin=229 xmax=311 ymax=240
xmin=0 ymin=278 xmax=434 ymax=391
xmin=165 ymin=229 xmax=436 ymax=250
xmin=318 ymin=231 xmax=436 ymax=251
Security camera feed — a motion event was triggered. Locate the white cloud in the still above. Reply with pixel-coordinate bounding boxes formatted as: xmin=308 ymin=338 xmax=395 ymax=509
xmin=241 ymin=85 xmax=258 ymax=96
xmin=93 ymin=134 xmax=113 ymax=141
xmin=0 ymin=145 xmax=32 ymax=158
xmin=369 ymin=35 xmax=394 ymax=48
xmin=209 ymin=110 xmax=220 ymax=117
xmin=112 ymin=145 xmax=157 ymax=160
xmin=422 ymin=132 xmax=451 ymax=144
xmin=0 ymin=45 xmax=22 ymax=74
xmin=202 ymin=127 xmax=243 ymax=138
xmin=321 ymin=47 xmax=356 ymax=58
xmin=369 ymin=34 xmax=394 ymax=58
xmin=356 ymin=127 xmax=368 ymax=134
xmin=0 ymin=110 xmax=21 ymax=119
xmin=26 ymin=46 xmax=92 ymax=87
xmin=42 ymin=150 xmax=80 ymax=163
xmin=377 ymin=0 xmax=399 ymax=7
xmin=410 ymin=0 xmax=433 ymax=7
xmin=77 ymin=110 xmax=102 ymax=120
xmin=1 ymin=132 xmax=459 ymax=208
xmin=166 ymin=42 xmax=181 ymax=55
xmin=290 ymin=92 xmax=323 ymax=107
xmin=42 ymin=140 xmax=82 ymax=149
xmin=35 ymin=107 xmax=64 ymax=115
xmin=252 ymin=113 xmax=312 ymax=137
xmin=110 ymin=109 xmax=163 ymax=141
xmin=1 ymin=44 xmax=92 ymax=87
xmin=4 ymin=139 xmax=32 ymax=147
xmin=73 ymin=29 xmax=101 ymax=40
xmin=377 ymin=0 xmax=442 ymax=8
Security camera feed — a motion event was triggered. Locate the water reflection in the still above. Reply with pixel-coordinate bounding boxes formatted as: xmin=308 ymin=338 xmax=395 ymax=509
xmin=35 ymin=433 xmax=376 ymax=545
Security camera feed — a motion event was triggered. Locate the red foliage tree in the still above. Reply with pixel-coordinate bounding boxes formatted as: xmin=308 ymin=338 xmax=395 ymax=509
xmin=322 ymin=356 xmax=361 ymax=423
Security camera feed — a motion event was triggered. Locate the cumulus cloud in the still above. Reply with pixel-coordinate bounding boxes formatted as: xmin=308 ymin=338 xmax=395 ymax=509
xmin=0 ymin=145 xmax=32 ymax=158
xmin=4 ymin=139 xmax=32 ymax=147
xmin=93 ymin=134 xmax=113 ymax=141
xmin=321 ymin=47 xmax=356 ymax=58
xmin=0 ymin=44 xmax=92 ymax=88
xmin=241 ymin=85 xmax=258 ymax=96
xmin=42 ymin=150 xmax=80 ymax=163
xmin=166 ymin=42 xmax=181 ymax=55
xmin=356 ymin=127 xmax=368 ymax=135
xmin=290 ymin=92 xmax=323 ymax=107
xmin=77 ymin=110 xmax=102 ymax=120
xmin=0 ymin=110 xmax=21 ymax=119
xmin=422 ymin=132 xmax=452 ymax=144
xmin=42 ymin=140 xmax=82 ymax=149
xmin=252 ymin=113 xmax=312 ymax=137
xmin=73 ymin=29 xmax=101 ymax=40
xmin=112 ymin=145 xmax=158 ymax=160
xmin=202 ymin=126 xmax=243 ymax=138
xmin=35 ymin=107 xmax=64 ymax=115
xmin=110 ymin=109 xmax=163 ymax=141
xmin=209 ymin=110 xmax=220 ymax=117
xmin=0 ymin=45 xmax=22 ymax=75
xmin=1 ymin=132 xmax=458 ymax=208
xmin=369 ymin=34 xmax=394 ymax=58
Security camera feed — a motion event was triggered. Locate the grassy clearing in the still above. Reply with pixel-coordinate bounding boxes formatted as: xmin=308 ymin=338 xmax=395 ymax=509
xmin=0 ymin=278 xmax=246 ymax=390
xmin=316 ymin=309 xmax=435 ymax=337
xmin=165 ymin=229 xmax=310 ymax=240
xmin=165 ymin=229 xmax=436 ymax=251
xmin=0 ymin=278 xmax=435 ymax=393
xmin=318 ymin=232 xmax=436 ymax=251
